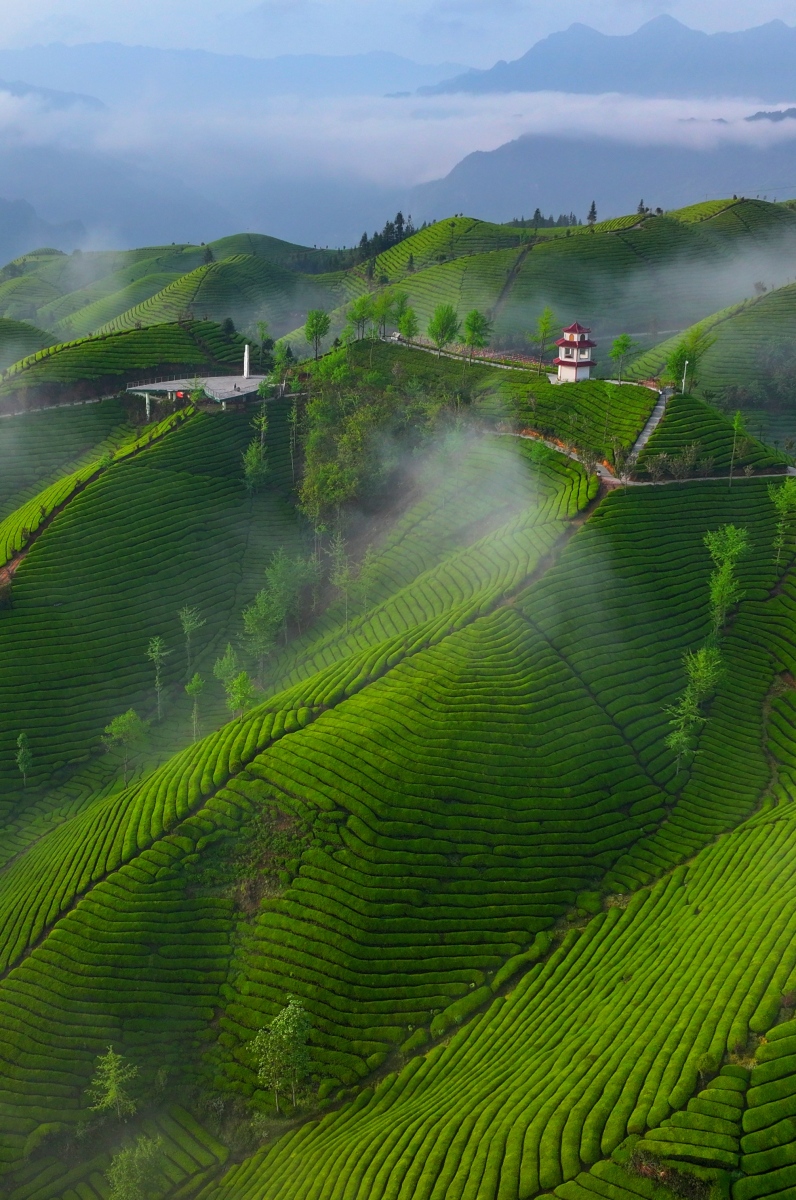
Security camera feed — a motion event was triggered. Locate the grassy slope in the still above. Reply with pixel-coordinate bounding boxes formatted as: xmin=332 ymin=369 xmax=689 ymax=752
xmin=216 ymin=801 xmax=796 ymax=1200
xmin=202 ymin=477 xmax=796 ymax=1200
xmin=93 ymin=256 xmax=343 ymax=340
xmin=346 ymin=342 xmax=656 ymax=462
xmin=284 ymin=199 xmax=796 ymax=361
xmin=37 ymin=247 xmax=208 ymax=330
xmin=635 ymin=394 xmax=787 ymax=477
xmin=4 ymin=199 xmax=795 ymax=354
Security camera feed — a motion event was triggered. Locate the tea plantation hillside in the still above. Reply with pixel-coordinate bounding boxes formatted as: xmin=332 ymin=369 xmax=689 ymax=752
xmin=2 ymin=198 xmax=796 ymax=374
xmin=0 ymin=403 xmax=308 ymax=812
xmin=1 ymin=439 xmax=796 ymax=1200
xmin=94 ymin=255 xmax=342 ymax=340
xmin=6 ymin=207 xmax=796 ymax=1200
xmin=424 ymin=201 xmax=796 ymax=341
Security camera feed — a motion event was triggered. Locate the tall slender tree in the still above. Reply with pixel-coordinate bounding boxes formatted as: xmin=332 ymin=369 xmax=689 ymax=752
xmin=609 ymin=333 xmax=638 ymax=384
xmin=15 ymin=731 xmax=32 ymax=790
xmin=146 ymin=636 xmax=171 ymax=720
xmin=305 ymin=309 xmax=331 ymax=359
xmin=254 ymin=996 xmax=312 ymax=1113
xmin=177 ymin=605 xmax=205 ymax=673
xmin=463 ymin=309 xmax=493 ymax=365
xmin=87 ymin=1046 xmax=139 ymax=1119
xmin=103 ymin=711 xmax=147 ymax=787
xmin=427 ymin=304 xmax=461 ymax=357
xmin=185 ymin=673 xmax=204 ymax=743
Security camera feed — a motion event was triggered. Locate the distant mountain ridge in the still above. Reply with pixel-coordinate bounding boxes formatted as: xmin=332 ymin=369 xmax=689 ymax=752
xmin=422 ymin=16 xmax=796 ymax=101
xmin=409 ymin=127 xmax=796 ymax=227
xmin=0 ymin=44 xmax=466 ymax=105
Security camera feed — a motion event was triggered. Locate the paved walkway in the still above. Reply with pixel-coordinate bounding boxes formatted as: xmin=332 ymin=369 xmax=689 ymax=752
xmin=629 ymin=389 xmax=671 ymax=461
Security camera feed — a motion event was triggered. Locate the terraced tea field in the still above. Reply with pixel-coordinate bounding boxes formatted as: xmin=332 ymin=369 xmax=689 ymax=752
xmin=4 ymin=199 xmax=796 ymax=1200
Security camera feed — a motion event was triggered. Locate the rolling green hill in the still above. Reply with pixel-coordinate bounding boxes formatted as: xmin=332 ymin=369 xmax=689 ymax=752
xmin=93 ymin=255 xmax=342 ymax=340
xmin=3 ymin=198 xmax=795 ymax=367
xmin=5 ymin=200 xmax=796 ymax=1200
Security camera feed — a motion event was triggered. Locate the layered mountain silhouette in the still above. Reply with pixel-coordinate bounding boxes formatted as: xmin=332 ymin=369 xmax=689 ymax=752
xmin=421 ymin=16 xmax=796 ymax=101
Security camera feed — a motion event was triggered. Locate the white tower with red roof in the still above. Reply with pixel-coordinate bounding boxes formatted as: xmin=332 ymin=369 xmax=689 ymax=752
xmin=554 ymin=323 xmax=597 ymax=382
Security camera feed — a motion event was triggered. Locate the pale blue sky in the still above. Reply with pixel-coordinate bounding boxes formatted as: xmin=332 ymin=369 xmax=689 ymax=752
xmin=1 ymin=0 xmax=796 ymax=66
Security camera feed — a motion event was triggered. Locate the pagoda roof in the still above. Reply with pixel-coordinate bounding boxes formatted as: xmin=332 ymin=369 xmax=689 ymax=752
xmin=562 ymin=322 xmax=591 ymax=334
xmin=555 ymin=336 xmax=596 ymax=349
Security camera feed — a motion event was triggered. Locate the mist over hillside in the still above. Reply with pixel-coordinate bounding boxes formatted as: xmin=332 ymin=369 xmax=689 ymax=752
xmin=409 ymin=126 xmax=796 ymax=227
xmin=3 ymin=19 xmax=796 ymax=266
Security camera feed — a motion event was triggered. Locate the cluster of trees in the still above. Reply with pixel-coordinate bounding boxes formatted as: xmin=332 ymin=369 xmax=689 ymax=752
xmin=509 ymin=210 xmax=582 ymax=229
xmin=80 ymin=998 xmax=312 ymax=1199
xmin=99 ymin=604 xmax=209 ymax=785
xmin=355 ymin=212 xmax=416 ymax=264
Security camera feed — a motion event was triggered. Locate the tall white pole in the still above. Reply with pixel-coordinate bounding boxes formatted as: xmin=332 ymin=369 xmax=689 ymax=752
xmin=681 ymin=359 xmax=689 ymax=394
xmin=244 ymin=344 xmax=250 ymax=379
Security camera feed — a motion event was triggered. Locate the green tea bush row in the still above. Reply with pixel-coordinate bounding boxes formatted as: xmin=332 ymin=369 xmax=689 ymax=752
xmin=2 ymin=1103 xmax=227 ymax=1200
xmin=374 ymin=218 xmax=524 ymax=279
xmin=94 ymin=256 xmax=339 ymax=338
xmin=205 ymin=809 xmax=796 ymax=1200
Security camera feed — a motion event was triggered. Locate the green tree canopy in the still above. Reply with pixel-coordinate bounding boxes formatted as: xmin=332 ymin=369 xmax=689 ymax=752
xmin=398 ymin=307 xmax=419 ymax=343
xmin=348 ymin=294 xmax=374 ymax=340
xmin=609 ymin=333 xmax=638 ymax=384
xmin=463 ymin=309 xmax=493 ymax=362
xmin=15 ymin=731 xmax=32 ymax=789
xmin=87 ymin=1046 xmax=139 ymax=1119
xmin=427 ymin=303 xmax=461 ymax=357
xmin=532 ymin=306 xmax=557 ymax=376
xmin=305 ymin=309 xmax=331 ymax=359
xmin=107 ymin=1134 xmax=163 ymax=1200
xmin=254 ymin=995 xmax=312 ymax=1112
xmin=102 ymin=711 xmax=147 ymax=787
